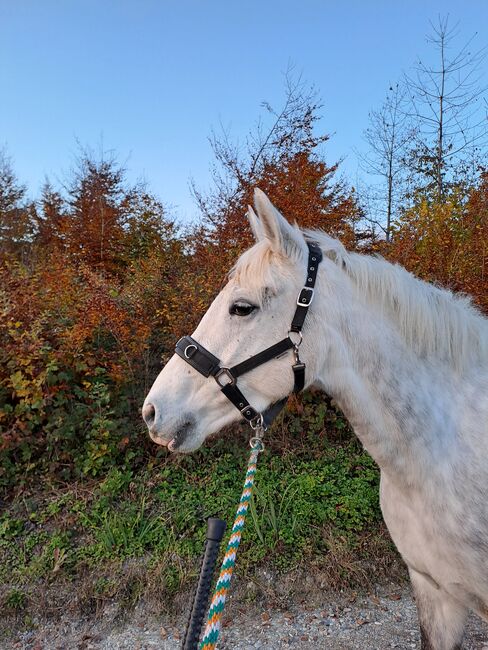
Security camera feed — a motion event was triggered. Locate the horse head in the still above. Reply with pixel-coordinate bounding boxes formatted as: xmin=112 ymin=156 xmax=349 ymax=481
xmin=142 ymin=189 xmax=325 ymax=452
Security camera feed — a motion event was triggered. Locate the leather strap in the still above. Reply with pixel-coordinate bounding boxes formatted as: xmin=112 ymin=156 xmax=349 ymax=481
xmin=221 ymin=384 xmax=260 ymax=422
xmin=290 ymin=241 xmax=322 ymax=333
xmin=175 ymin=336 xmax=220 ymax=377
xmin=262 ymin=397 xmax=288 ymax=427
xmin=292 ymin=362 xmax=306 ymax=393
xmin=230 ymin=337 xmax=294 ymax=378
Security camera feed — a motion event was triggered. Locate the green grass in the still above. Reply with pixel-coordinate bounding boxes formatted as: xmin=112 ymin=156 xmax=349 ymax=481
xmin=0 ymin=442 xmax=381 ymax=587
xmin=0 ymin=395 xmax=403 ymax=626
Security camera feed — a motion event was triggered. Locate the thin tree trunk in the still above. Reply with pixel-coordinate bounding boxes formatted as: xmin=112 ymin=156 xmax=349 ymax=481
xmin=436 ymin=36 xmax=446 ymax=200
xmin=386 ymin=154 xmax=394 ymax=242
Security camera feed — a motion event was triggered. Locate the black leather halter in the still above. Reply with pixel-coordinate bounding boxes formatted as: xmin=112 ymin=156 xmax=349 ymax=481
xmin=175 ymin=241 xmax=323 ymax=429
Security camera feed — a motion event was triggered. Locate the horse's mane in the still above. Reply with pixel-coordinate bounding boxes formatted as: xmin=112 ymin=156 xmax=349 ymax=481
xmin=233 ymin=229 xmax=488 ymax=372
xmin=306 ymin=229 xmax=488 ymax=372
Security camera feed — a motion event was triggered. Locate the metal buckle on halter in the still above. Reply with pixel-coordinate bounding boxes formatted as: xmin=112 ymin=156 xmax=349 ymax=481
xmin=241 ymin=405 xmax=259 ymax=422
xmin=214 ymin=367 xmax=236 ymax=387
xmin=297 ymin=287 xmax=314 ymax=307
xmin=184 ymin=343 xmax=198 ymax=359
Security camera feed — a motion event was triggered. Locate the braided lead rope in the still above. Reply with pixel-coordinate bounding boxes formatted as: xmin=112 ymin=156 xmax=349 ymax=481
xmin=198 ymin=434 xmax=264 ymax=650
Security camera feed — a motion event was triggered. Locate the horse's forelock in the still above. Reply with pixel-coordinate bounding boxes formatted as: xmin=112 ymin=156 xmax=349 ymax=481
xmin=230 ymin=240 xmax=294 ymax=304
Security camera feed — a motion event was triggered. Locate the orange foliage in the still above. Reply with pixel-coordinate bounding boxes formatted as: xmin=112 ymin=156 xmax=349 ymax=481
xmin=1 ymin=110 xmax=487 ymax=486
xmin=187 ymin=149 xmax=363 ymax=337
xmin=389 ymin=173 xmax=488 ymax=313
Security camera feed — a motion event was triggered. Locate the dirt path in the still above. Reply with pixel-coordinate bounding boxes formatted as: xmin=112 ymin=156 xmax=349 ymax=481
xmin=10 ymin=586 xmax=488 ymax=649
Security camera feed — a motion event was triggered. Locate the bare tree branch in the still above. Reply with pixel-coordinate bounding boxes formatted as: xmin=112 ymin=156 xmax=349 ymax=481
xmin=404 ymin=15 xmax=488 ymax=198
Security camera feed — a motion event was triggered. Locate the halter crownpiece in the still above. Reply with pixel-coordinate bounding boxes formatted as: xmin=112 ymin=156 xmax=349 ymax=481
xmin=175 ymin=241 xmax=323 ymax=430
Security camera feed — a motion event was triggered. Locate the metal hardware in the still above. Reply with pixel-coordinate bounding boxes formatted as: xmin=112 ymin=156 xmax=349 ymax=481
xmin=241 ymin=405 xmax=259 ymax=422
xmin=249 ymin=435 xmax=265 ymax=451
xmin=249 ymin=412 xmax=266 ymax=431
xmin=288 ymin=330 xmax=303 ymax=348
xmin=214 ymin=368 xmax=236 ymax=387
xmin=249 ymin=414 xmax=266 ymax=449
xmin=293 ymin=345 xmax=302 ymax=365
xmin=297 ymin=287 xmax=314 ymax=307
xmin=184 ymin=344 xmax=198 ymax=359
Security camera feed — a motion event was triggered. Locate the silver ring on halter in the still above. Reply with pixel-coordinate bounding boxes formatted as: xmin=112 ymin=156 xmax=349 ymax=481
xmin=288 ymin=330 xmax=303 ymax=348
xmin=214 ymin=367 xmax=236 ymax=387
xmin=249 ymin=413 xmax=266 ymax=431
xmin=184 ymin=344 xmax=198 ymax=359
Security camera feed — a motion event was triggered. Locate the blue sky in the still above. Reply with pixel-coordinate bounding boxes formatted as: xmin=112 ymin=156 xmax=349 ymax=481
xmin=1 ymin=1 xmax=488 ymax=222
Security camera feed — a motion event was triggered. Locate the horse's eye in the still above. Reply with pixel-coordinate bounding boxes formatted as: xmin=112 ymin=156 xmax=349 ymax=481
xmin=229 ymin=301 xmax=257 ymax=317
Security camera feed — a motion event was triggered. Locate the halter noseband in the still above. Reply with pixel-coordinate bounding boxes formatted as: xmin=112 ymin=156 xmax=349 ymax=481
xmin=175 ymin=241 xmax=323 ymax=429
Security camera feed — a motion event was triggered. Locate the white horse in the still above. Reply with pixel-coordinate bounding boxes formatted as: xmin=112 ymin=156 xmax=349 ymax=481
xmin=143 ymin=189 xmax=488 ymax=650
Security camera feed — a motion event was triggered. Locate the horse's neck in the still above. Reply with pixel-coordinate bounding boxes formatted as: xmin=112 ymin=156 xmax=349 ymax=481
xmin=316 ymin=298 xmax=455 ymax=483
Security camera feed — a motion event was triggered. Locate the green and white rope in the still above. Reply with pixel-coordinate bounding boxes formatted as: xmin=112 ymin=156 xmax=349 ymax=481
xmin=198 ymin=437 xmax=263 ymax=650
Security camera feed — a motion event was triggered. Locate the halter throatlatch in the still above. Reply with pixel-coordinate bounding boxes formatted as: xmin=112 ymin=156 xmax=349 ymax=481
xmin=175 ymin=241 xmax=323 ymax=432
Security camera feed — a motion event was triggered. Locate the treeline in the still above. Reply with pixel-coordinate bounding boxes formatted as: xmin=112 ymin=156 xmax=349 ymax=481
xmin=1 ymin=20 xmax=487 ymax=490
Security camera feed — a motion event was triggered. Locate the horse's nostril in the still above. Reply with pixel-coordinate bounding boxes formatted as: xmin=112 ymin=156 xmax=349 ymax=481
xmin=142 ymin=402 xmax=156 ymax=428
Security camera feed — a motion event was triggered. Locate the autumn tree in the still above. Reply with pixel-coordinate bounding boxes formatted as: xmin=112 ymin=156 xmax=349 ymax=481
xmin=0 ymin=149 xmax=35 ymax=262
xmin=34 ymin=180 xmax=67 ymax=252
xmin=389 ymin=171 xmax=488 ymax=312
xmin=404 ymin=16 xmax=488 ymax=199
xmin=190 ymin=76 xmax=362 ymax=311
xmin=123 ymin=189 xmax=176 ymax=261
xmin=64 ymin=150 xmax=131 ymax=273
xmin=118 ymin=186 xmax=186 ymax=356
xmin=181 ymin=77 xmax=363 ymax=338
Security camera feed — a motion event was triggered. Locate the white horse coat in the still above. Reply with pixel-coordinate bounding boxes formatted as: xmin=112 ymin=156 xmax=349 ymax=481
xmin=144 ymin=189 xmax=488 ymax=650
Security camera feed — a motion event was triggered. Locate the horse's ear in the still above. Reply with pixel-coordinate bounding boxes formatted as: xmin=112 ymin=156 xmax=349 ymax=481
xmin=253 ymin=188 xmax=304 ymax=257
xmin=247 ymin=205 xmax=264 ymax=242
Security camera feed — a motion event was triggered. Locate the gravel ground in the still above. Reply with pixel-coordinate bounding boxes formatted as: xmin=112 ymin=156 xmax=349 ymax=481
xmin=9 ymin=586 xmax=488 ymax=650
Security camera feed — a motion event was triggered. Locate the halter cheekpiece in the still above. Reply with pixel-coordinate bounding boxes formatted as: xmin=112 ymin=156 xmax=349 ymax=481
xmin=175 ymin=241 xmax=323 ymax=430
